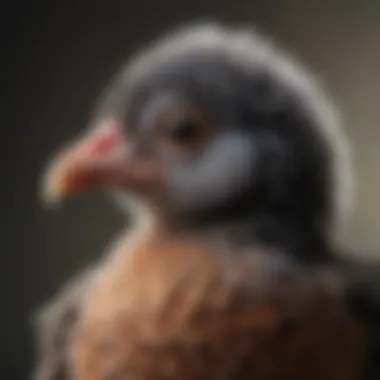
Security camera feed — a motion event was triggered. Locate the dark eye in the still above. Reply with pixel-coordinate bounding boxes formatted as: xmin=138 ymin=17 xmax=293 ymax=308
xmin=169 ymin=119 xmax=200 ymax=144
xmin=156 ymin=105 xmax=213 ymax=153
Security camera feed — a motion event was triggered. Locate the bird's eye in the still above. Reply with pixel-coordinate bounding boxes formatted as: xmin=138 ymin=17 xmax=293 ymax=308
xmin=169 ymin=119 xmax=201 ymax=144
xmin=156 ymin=105 xmax=213 ymax=154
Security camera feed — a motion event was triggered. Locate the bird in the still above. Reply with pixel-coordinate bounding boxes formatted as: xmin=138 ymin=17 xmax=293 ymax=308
xmin=33 ymin=22 xmax=380 ymax=380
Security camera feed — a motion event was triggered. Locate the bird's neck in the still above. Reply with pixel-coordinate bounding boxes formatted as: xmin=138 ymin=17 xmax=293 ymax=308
xmin=180 ymin=212 xmax=333 ymax=264
xmin=115 ymin=193 xmax=334 ymax=264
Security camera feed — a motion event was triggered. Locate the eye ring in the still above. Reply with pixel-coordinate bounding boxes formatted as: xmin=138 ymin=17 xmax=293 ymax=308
xmin=155 ymin=104 xmax=214 ymax=154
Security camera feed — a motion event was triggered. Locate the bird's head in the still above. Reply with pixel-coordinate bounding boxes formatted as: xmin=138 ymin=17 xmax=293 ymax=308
xmin=42 ymin=23 xmax=353 ymax=243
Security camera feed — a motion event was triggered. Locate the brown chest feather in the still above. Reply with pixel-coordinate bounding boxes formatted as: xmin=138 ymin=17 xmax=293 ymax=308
xmin=73 ymin=235 xmax=364 ymax=380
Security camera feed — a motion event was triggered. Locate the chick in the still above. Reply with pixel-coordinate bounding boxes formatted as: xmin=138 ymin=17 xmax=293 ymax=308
xmin=35 ymin=23 xmax=378 ymax=380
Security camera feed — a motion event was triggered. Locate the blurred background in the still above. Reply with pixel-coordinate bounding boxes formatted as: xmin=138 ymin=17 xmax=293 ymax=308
xmin=2 ymin=1 xmax=380 ymax=378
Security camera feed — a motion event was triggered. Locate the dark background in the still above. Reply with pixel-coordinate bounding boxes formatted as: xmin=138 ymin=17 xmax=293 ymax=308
xmin=3 ymin=1 xmax=380 ymax=378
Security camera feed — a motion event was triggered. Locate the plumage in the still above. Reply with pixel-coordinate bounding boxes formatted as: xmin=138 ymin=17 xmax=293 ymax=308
xmin=71 ymin=230 xmax=365 ymax=380
xmin=34 ymin=22 xmax=380 ymax=380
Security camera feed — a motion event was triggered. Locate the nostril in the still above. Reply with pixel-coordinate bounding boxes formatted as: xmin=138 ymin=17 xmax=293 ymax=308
xmin=83 ymin=120 xmax=125 ymax=157
xmin=92 ymin=133 xmax=120 ymax=155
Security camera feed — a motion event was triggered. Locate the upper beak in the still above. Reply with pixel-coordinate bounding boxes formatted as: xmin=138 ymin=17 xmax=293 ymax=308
xmin=41 ymin=120 xmax=161 ymax=204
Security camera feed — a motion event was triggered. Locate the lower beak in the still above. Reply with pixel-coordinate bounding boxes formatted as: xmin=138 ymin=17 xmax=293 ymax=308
xmin=41 ymin=120 xmax=160 ymax=204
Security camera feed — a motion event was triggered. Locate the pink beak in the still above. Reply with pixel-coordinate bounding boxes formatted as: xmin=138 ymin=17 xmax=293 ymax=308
xmin=42 ymin=120 xmax=161 ymax=203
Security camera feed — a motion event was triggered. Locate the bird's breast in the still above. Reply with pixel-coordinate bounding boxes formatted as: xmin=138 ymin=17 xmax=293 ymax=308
xmin=72 ymin=233 xmax=364 ymax=380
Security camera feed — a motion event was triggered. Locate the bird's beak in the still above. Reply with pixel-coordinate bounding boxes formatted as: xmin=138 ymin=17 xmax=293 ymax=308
xmin=41 ymin=120 xmax=161 ymax=204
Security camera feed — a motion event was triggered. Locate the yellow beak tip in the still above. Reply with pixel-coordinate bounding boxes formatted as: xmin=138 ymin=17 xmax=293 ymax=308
xmin=40 ymin=182 xmax=63 ymax=208
xmin=39 ymin=163 xmax=66 ymax=207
